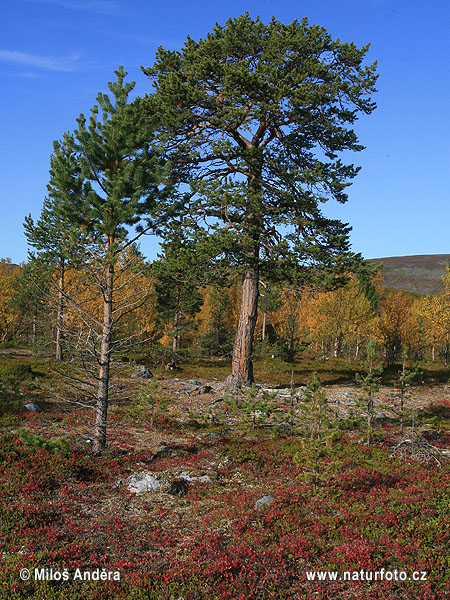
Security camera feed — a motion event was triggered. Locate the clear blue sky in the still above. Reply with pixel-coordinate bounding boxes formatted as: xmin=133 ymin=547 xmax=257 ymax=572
xmin=1 ymin=0 xmax=449 ymax=264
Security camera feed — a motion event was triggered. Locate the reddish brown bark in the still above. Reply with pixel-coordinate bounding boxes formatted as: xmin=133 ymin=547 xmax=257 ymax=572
xmin=227 ymin=267 xmax=259 ymax=387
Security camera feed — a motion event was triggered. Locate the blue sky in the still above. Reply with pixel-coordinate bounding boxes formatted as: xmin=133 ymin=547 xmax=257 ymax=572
xmin=1 ymin=0 xmax=449 ymax=264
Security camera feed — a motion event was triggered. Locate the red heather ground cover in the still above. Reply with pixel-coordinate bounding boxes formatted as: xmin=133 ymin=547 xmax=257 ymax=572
xmin=0 ymin=406 xmax=449 ymax=600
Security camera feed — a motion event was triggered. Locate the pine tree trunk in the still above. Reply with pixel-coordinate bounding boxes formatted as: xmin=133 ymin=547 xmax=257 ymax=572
xmin=55 ymin=260 xmax=65 ymax=361
xmin=227 ymin=267 xmax=259 ymax=387
xmin=262 ymin=311 xmax=266 ymax=343
xmin=31 ymin=310 xmax=37 ymax=346
xmin=226 ymin=169 xmax=262 ymax=388
xmin=93 ymin=262 xmax=114 ymax=454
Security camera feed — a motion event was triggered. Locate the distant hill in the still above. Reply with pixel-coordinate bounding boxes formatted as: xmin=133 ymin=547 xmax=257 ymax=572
xmin=367 ymin=254 xmax=450 ymax=295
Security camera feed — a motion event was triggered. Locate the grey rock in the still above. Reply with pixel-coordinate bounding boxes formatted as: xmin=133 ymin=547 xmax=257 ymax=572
xmin=262 ymin=387 xmax=284 ymax=396
xmin=211 ymin=381 xmax=225 ymax=391
xmin=197 ymin=385 xmax=213 ymax=394
xmin=206 ymin=431 xmax=224 ymax=439
xmin=255 ymin=494 xmax=274 ymax=510
xmin=132 ymin=365 xmax=153 ymax=380
xmin=196 ymin=431 xmax=224 ymax=441
xmin=179 ymin=471 xmax=213 ymax=484
xmin=23 ymin=402 xmax=43 ymax=412
xmin=126 ymin=472 xmax=160 ymax=494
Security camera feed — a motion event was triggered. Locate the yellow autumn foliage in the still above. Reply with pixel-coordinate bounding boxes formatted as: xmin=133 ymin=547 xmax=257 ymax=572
xmin=62 ymin=248 xmax=155 ymax=340
xmin=0 ymin=259 xmax=22 ymax=343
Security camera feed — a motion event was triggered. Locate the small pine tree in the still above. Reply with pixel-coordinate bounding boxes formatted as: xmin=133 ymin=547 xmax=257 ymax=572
xmin=383 ymin=356 xmax=421 ymax=435
xmin=241 ymin=386 xmax=277 ymax=430
xmin=356 ymin=340 xmax=383 ymax=443
xmin=293 ymin=372 xmax=338 ymax=486
xmin=225 ymin=385 xmax=276 ymax=431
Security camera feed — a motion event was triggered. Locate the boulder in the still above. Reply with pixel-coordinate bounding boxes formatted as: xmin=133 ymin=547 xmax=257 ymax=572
xmin=255 ymin=494 xmax=274 ymax=510
xmin=179 ymin=471 xmax=213 ymax=484
xmin=126 ymin=473 xmax=160 ymax=494
xmin=206 ymin=431 xmax=223 ymax=439
xmin=197 ymin=384 xmax=213 ymax=394
xmin=196 ymin=431 xmax=224 ymax=441
xmin=295 ymin=386 xmax=307 ymax=399
xmin=23 ymin=402 xmax=43 ymax=413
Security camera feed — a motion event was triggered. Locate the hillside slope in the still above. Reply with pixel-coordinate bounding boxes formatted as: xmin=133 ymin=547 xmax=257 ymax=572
xmin=368 ymin=254 xmax=450 ymax=295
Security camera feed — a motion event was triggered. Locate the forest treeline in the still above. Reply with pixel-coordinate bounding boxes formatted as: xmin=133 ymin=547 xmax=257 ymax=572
xmin=2 ymin=256 xmax=450 ymax=368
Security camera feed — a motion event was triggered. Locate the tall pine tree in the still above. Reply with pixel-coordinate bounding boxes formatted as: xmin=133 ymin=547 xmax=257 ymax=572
xmin=143 ymin=14 xmax=378 ymax=387
xmin=27 ymin=67 xmax=173 ymax=453
xmin=71 ymin=66 xmax=173 ymax=453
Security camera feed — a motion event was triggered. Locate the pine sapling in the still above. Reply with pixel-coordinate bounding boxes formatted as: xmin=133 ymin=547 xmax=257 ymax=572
xmin=356 ymin=340 xmax=383 ymax=443
xmin=241 ymin=385 xmax=276 ymax=431
xmin=383 ymin=356 xmax=421 ymax=435
xmin=294 ymin=372 xmax=338 ymax=486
